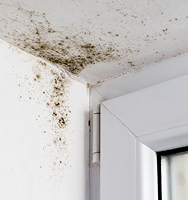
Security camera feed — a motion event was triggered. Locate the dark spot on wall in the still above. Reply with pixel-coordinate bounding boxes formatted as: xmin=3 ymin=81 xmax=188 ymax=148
xmin=54 ymin=85 xmax=61 ymax=90
xmin=128 ymin=61 xmax=135 ymax=67
xmin=81 ymin=43 xmax=95 ymax=49
xmin=54 ymin=102 xmax=60 ymax=107
xmin=36 ymin=74 xmax=41 ymax=79
xmin=53 ymin=112 xmax=57 ymax=116
xmin=38 ymin=60 xmax=47 ymax=66
xmin=58 ymin=117 xmax=65 ymax=128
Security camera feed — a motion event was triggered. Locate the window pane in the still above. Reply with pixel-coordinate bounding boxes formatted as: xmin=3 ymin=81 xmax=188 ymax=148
xmin=161 ymin=151 xmax=188 ymax=200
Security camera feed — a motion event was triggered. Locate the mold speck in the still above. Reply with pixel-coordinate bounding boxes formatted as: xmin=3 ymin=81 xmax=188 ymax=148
xmin=55 ymin=102 xmax=60 ymax=107
xmin=58 ymin=117 xmax=65 ymax=127
xmin=36 ymin=74 xmax=41 ymax=79
xmin=38 ymin=60 xmax=47 ymax=66
xmin=128 ymin=61 xmax=135 ymax=67
xmin=53 ymin=112 xmax=57 ymax=116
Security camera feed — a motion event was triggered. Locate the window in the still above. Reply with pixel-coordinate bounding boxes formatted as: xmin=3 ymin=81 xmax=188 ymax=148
xmin=157 ymin=147 xmax=188 ymax=200
xmin=98 ymin=54 xmax=188 ymax=200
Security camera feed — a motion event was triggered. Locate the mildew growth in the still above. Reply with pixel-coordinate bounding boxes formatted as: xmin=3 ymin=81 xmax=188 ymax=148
xmin=0 ymin=39 xmax=75 ymax=188
xmin=27 ymin=60 xmax=73 ymax=182
xmin=0 ymin=2 xmax=120 ymax=75
xmin=2 ymin=0 xmax=188 ymax=86
xmin=21 ymin=34 xmax=119 ymax=75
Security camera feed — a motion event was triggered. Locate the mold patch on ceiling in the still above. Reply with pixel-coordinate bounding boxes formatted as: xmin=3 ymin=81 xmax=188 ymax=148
xmin=1 ymin=0 xmax=188 ymax=84
xmin=0 ymin=1 xmax=121 ymax=76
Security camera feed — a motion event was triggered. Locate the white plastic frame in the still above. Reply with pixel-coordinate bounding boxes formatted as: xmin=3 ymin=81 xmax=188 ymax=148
xmin=100 ymin=72 xmax=188 ymax=200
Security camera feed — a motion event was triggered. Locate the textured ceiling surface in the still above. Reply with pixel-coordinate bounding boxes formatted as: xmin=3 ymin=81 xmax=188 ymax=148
xmin=1 ymin=0 xmax=188 ymax=84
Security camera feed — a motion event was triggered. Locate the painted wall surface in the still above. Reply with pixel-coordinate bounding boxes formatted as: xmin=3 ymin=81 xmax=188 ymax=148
xmin=0 ymin=39 xmax=89 ymax=200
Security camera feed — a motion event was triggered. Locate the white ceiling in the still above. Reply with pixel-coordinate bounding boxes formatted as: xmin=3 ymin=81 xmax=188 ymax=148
xmin=1 ymin=0 xmax=188 ymax=85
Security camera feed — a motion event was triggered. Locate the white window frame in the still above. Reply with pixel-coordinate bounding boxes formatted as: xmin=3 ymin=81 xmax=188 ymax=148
xmin=97 ymin=55 xmax=188 ymax=200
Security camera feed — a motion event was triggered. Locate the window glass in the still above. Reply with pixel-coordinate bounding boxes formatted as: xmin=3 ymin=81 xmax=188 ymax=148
xmin=158 ymin=148 xmax=188 ymax=200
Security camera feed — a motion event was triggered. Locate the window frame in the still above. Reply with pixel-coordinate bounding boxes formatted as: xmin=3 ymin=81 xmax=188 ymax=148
xmin=90 ymin=54 xmax=188 ymax=200
xmin=100 ymin=72 xmax=188 ymax=200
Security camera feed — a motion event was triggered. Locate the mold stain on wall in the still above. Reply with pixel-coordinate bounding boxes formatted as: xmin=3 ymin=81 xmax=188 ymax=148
xmin=0 ymin=39 xmax=89 ymax=199
xmin=31 ymin=61 xmax=73 ymax=183
xmin=2 ymin=42 xmax=75 ymax=187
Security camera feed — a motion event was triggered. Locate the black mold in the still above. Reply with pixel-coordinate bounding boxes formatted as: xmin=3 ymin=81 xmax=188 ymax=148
xmin=128 ymin=61 xmax=135 ymax=67
xmin=2 ymin=4 xmax=120 ymax=75
xmin=25 ymin=37 xmax=118 ymax=74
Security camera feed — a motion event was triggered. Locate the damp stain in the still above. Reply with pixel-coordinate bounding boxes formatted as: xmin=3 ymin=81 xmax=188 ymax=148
xmin=22 ymin=35 xmax=118 ymax=75
xmin=2 ymin=0 xmax=187 ymax=85
xmin=30 ymin=61 xmax=72 ymax=181
xmin=2 ymin=3 xmax=120 ymax=75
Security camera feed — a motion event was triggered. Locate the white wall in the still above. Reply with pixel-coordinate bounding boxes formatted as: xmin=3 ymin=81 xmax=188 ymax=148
xmin=0 ymin=39 xmax=89 ymax=200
